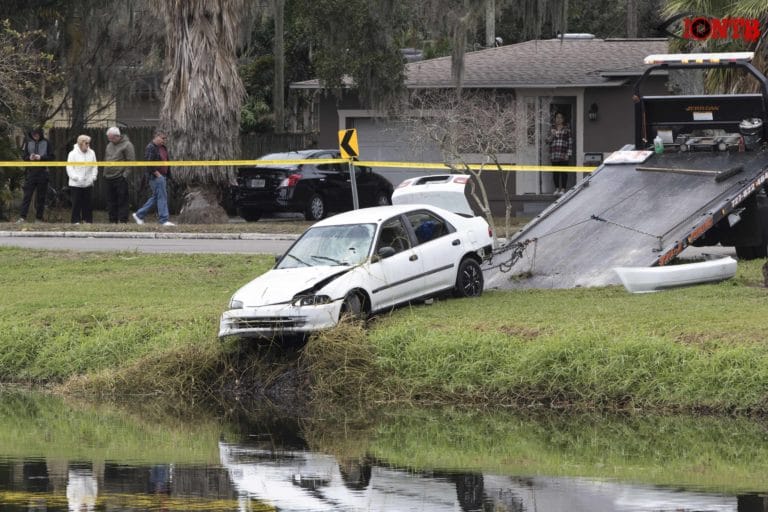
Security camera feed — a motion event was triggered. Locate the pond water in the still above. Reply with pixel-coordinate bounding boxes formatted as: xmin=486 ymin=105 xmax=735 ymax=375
xmin=0 ymin=390 xmax=766 ymax=511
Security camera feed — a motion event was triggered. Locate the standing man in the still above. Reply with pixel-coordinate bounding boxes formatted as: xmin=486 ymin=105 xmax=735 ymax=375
xmin=132 ymin=130 xmax=175 ymax=226
xmin=18 ymin=128 xmax=54 ymax=223
xmin=104 ymin=127 xmax=135 ymax=223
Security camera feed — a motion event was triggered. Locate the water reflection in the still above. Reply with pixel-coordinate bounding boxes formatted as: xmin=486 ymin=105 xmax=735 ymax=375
xmin=0 ymin=390 xmax=766 ymax=511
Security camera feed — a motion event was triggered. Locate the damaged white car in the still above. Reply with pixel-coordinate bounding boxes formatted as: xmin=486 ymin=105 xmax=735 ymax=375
xmin=218 ymin=204 xmax=493 ymax=340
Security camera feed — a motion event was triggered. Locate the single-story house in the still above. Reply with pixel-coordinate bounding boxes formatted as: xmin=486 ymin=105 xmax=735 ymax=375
xmin=291 ymin=35 xmax=670 ymax=216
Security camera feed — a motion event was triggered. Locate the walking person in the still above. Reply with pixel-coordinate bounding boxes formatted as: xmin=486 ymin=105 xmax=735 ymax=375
xmin=104 ymin=127 xmax=135 ymax=223
xmin=546 ymin=111 xmax=573 ymax=196
xmin=17 ymin=128 xmax=54 ymax=223
xmin=66 ymin=134 xmax=98 ymax=224
xmin=132 ymin=130 xmax=175 ymax=226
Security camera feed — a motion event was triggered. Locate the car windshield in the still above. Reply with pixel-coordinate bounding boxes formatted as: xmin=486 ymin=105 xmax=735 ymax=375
xmin=277 ymin=224 xmax=376 ymax=269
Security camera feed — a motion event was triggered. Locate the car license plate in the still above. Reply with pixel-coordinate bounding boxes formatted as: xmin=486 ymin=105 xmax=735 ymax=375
xmin=249 ymin=178 xmax=265 ymax=188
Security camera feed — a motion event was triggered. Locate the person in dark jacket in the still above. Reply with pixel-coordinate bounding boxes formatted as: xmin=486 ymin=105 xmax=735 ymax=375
xmin=104 ymin=127 xmax=135 ymax=223
xmin=18 ymin=128 xmax=54 ymax=223
xmin=132 ymin=130 xmax=175 ymax=226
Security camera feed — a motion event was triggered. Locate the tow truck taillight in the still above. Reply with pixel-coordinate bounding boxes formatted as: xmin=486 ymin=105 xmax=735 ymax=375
xmin=280 ymin=174 xmax=302 ymax=188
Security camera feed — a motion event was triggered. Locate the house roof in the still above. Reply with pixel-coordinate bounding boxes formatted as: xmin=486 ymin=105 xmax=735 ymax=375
xmin=291 ymin=36 xmax=669 ymax=90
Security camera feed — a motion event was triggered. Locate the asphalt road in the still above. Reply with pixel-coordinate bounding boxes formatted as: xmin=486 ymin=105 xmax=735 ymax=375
xmin=0 ymin=232 xmax=297 ymax=255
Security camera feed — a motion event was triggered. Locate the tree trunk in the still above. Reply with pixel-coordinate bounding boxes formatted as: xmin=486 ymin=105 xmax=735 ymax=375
xmin=485 ymin=0 xmax=495 ymax=48
xmin=176 ymin=186 xmax=231 ymax=224
xmin=273 ymin=0 xmax=285 ymax=133
xmin=626 ymin=0 xmax=637 ymax=38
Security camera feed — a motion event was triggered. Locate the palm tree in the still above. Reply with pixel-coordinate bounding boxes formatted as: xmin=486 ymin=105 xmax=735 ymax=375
xmin=663 ymin=0 xmax=767 ymax=93
xmin=154 ymin=0 xmax=246 ymax=217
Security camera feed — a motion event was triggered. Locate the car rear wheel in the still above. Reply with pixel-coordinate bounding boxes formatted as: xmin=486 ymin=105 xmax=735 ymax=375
xmin=453 ymin=258 xmax=484 ymax=298
xmin=305 ymin=194 xmax=325 ymax=221
xmin=238 ymin=207 xmax=262 ymax=222
xmin=340 ymin=291 xmax=367 ymax=322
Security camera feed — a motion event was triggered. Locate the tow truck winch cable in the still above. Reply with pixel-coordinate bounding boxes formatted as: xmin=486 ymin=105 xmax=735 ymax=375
xmin=589 ymin=214 xmax=663 ymax=241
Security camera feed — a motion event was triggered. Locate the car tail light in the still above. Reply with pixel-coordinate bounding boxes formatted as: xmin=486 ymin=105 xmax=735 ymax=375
xmin=488 ymin=226 xmax=493 ymax=238
xmin=280 ymin=173 xmax=302 ymax=188
xmin=396 ymin=178 xmax=414 ymax=189
xmin=452 ymin=176 xmax=469 ymax=184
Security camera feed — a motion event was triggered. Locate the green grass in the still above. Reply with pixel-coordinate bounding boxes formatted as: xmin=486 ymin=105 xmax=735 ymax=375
xmin=0 ymin=389 xmax=224 ymax=463
xmin=0 ymin=248 xmax=273 ymax=390
xmin=349 ymin=407 xmax=768 ymax=494
xmin=2 ymin=246 xmax=768 ymax=414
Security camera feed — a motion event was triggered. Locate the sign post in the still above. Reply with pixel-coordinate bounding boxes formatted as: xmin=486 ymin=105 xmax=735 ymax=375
xmin=338 ymin=129 xmax=360 ymax=209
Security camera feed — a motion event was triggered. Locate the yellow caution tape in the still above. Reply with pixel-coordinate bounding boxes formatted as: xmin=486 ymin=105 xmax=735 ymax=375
xmin=0 ymin=159 xmax=596 ymax=172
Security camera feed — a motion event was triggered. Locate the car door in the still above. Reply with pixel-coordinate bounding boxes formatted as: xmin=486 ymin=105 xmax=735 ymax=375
xmin=404 ymin=210 xmax=461 ymax=294
xmin=314 ymin=152 xmax=351 ymax=211
xmin=365 ymin=215 xmax=425 ymax=310
xmin=353 ymin=166 xmax=379 ymax=206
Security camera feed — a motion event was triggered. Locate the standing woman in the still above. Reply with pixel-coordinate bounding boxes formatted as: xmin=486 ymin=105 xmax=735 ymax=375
xmin=66 ymin=134 xmax=98 ymax=224
xmin=546 ymin=111 xmax=573 ymax=196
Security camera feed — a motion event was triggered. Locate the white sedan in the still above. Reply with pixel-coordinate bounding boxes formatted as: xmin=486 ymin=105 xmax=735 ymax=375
xmin=218 ymin=204 xmax=493 ymax=340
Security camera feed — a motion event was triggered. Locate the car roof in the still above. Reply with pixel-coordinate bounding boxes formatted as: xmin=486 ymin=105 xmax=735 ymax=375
xmin=259 ymin=149 xmax=339 ymax=159
xmin=310 ymin=204 xmax=459 ymax=227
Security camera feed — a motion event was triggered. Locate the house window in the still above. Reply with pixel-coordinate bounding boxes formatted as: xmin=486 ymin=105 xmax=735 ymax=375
xmin=526 ymin=98 xmax=536 ymax=146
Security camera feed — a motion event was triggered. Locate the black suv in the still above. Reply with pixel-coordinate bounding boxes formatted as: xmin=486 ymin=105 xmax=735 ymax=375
xmin=233 ymin=149 xmax=394 ymax=221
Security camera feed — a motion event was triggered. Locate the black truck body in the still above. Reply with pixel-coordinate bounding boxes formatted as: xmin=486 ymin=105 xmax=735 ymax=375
xmin=485 ymin=53 xmax=768 ymax=290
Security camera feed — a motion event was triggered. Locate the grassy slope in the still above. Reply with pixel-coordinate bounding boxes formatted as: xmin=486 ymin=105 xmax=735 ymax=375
xmin=352 ymin=259 xmax=768 ymax=413
xmin=2 ymin=247 xmax=768 ymax=413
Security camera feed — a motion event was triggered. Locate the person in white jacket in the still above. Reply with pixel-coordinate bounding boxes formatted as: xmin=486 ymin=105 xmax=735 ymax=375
xmin=66 ymin=134 xmax=98 ymax=223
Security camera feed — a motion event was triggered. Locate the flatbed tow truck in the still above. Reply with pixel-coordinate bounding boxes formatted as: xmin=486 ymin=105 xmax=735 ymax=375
xmin=485 ymin=51 xmax=768 ymax=290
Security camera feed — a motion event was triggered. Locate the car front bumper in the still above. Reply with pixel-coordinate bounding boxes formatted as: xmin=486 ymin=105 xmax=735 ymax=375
xmin=218 ymin=300 xmax=344 ymax=339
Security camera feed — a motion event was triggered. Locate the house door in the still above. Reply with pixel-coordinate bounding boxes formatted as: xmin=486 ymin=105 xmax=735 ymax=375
xmin=542 ymin=98 xmax=577 ymax=194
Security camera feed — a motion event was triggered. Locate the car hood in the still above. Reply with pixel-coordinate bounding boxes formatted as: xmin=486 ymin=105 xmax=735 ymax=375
xmin=234 ymin=266 xmax=352 ymax=306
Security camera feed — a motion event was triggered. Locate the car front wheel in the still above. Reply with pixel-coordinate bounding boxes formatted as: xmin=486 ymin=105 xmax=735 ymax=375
xmin=453 ymin=258 xmax=484 ymax=298
xmin=305 ymin=194 xmax=325 ymax=221
xmin=340 ymin=291 xmax=367 ymax=322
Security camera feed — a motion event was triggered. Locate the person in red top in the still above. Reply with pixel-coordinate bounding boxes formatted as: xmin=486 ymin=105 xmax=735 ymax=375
xmin=546 ymin=111 xmax=573 ymax=196
xmin=132 ymin=130 xmax=176 ymax=226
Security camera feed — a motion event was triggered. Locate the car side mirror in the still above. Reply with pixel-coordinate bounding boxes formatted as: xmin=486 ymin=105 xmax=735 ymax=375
xmin=376 ymin=246 xmax=396 ymax=259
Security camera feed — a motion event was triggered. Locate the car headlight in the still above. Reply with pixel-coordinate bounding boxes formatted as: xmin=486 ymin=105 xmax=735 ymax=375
xmin=229 ymin=298 xmax=244 ymax=309
xmin=292 ymin=294 xmax=332 ymax=307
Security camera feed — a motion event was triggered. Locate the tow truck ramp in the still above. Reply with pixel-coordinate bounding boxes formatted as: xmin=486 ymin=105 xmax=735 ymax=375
xmin=484 ymin=149 xmax=768 ymax=290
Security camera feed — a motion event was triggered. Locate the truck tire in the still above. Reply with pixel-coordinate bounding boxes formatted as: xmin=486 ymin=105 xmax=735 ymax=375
xmin=736 ymin=244 xmax=767 ymax=260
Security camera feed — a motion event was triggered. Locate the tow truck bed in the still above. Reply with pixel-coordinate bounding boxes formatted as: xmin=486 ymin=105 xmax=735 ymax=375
xmin=486 ymin=51 xmax=768 ymax=290
xmin=485 ymin=149 xmax=768 ymax=290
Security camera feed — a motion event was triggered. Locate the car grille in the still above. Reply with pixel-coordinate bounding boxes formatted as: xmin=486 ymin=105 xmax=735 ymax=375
xmin=232 ymin=316 xmax=307 ymax=330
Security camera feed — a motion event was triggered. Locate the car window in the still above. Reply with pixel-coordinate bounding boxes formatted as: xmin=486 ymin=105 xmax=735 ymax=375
xmin=406 ymin=211 xmax=451 ymax=245
xmin=376 ymin=217 xmax=411 ymax=254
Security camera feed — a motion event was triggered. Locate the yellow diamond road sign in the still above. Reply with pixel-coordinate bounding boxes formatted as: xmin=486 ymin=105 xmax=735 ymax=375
xmin=338 ymin=129 xmax=359 ymax=159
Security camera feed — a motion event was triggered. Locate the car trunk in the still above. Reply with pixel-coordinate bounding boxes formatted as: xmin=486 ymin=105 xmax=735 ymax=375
xmin=237 ymin=166 xmax=295 ymax=194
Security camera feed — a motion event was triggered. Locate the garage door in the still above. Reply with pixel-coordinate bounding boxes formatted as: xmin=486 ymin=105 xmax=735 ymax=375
xmin=352 ymin=117 xmax=443 ymax=186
